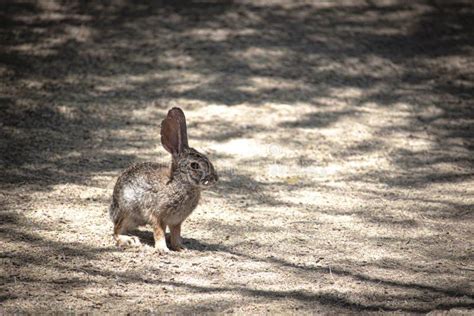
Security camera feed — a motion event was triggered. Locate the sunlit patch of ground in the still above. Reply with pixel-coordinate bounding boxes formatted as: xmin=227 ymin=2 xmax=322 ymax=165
xmin=1 ymin=0 xmax=473 ymax=313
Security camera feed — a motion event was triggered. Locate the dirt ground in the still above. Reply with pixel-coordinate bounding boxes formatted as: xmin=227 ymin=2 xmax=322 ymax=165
xmin=1 ymin=0 xmax=473 ymax=314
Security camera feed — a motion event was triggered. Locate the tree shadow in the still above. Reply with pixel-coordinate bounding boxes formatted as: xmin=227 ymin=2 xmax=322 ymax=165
xmin=1 ymin=0 xmax=473 ymax=191
xmin=2 ymin=207 xmax=473 ymax=313
xmin=0 ymin=210 xmax=121 ymax=305
xmin=1 ymin=0 xmax=473 ymax=313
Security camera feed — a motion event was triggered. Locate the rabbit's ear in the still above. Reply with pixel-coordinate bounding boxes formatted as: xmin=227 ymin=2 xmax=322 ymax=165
xmin=160 ymin=107 xmax=188 ymax=156
xmin=168 ymin=107 xmax=189 ymax=148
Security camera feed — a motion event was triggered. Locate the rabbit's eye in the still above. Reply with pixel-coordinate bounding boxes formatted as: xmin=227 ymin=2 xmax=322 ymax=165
xmin=190 ymin=162 xmax=200 ymax=170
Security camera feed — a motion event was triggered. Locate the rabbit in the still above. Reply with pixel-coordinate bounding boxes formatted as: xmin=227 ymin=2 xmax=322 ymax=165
xmin=109 ymin=107 xmax=218 ymax=253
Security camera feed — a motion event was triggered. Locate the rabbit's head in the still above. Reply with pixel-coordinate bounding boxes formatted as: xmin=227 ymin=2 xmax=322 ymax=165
xmin=161 ymin=107 xmax=218 ymax=188
xmin=177 ymin=147 xmax=218 ymax=188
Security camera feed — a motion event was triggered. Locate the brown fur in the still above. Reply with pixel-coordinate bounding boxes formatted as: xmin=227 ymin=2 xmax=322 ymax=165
xmin=109 ymin=108 xmax=218 ymax=253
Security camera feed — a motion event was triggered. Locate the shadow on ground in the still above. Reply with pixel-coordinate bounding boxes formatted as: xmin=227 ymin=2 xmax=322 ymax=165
xmin=1 ymin=0 xmax=473 ymax=190
xmin=1 ymin=0 xmax=473 ymax=313
xmin=1 ymin=209 xmax=472 ymax=313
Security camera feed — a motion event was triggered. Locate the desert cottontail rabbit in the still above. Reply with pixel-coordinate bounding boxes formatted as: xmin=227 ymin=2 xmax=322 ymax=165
xmin=109 ymin=107 xmax=218 ymax=253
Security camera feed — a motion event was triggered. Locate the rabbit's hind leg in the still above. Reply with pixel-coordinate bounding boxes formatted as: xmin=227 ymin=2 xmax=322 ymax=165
xmin=113 ymin=216 xmax=141 ymax=248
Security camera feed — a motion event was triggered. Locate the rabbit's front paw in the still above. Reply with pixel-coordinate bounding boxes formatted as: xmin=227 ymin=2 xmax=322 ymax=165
xmin=154 ymin=244 xmax=170 ymax=255
xmin=116 ymin=235 xmax=141 ymax=248
xmin=170 ymin=243 xmax=187 ymax=252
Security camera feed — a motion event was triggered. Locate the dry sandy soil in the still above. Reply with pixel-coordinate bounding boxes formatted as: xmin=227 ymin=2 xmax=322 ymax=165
xmin=1 ymin=0 xmax=473 ymax=314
